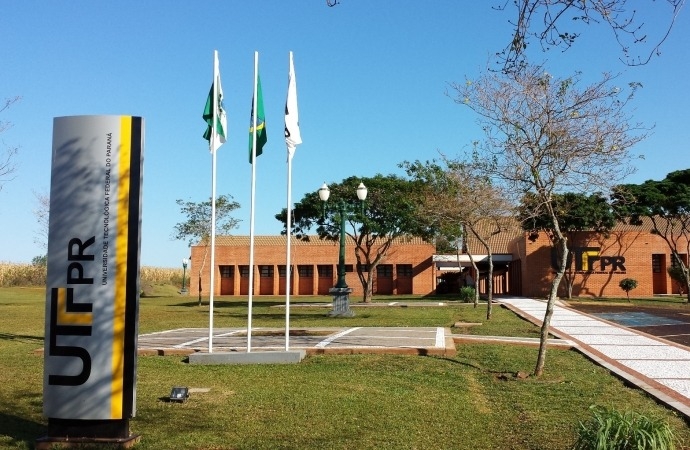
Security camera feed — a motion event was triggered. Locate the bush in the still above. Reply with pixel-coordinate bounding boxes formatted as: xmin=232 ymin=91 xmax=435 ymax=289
xmin=459 ymin=286 xmax=475 ymax=303
xmin=572 ymin=405 xmax=676 ymax=450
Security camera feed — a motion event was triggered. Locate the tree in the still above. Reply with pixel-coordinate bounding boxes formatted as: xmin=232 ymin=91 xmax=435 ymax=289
xmin=452 ymin=64 xmax=645 ymax=376
xmin=0 ymin=96 xmax=21 ymax=192
xmin=402 ymin=159 xmax=515 ymax=319
xmin=613 ymin=169 xmax=690 ymax=302
xmin=519 ymin=192 xmax=616 ymax=299
xmin=172 ymin=195 xmax=241 ymax=305
xmin=325 ymin=2 xmax=685 ymax=72
xmin=619 ymin=278 xmax=637 ymax=301
xmin=32 ymin=189 xmax=50 ymax=251
xmin=496 ymin=0 xmax=685 ymax=72
xmin=276 ymin=174 xmax=431 ymax=303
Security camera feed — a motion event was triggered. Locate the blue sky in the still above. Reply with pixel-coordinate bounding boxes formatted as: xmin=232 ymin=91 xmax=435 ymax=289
xmin=2 ymin=1 xmax=688 ymax=268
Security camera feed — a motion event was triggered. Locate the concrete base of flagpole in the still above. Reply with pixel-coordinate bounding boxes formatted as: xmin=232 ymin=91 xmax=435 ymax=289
xmin=189 ymin=350 xmax=306 ymax=365
xmin=328 ymin=287 xmax=355 ymax=317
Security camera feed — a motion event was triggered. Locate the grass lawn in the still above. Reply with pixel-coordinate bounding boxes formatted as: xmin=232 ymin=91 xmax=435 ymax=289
xmin=1 ymin=287 xmax=689 ymax=449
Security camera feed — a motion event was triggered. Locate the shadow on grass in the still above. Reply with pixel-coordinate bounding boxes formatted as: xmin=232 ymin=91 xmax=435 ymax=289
xmin=0 ymin=332 xmax=43 ymax=343
xmin=0 ymin=411 xmax=46 ymax=447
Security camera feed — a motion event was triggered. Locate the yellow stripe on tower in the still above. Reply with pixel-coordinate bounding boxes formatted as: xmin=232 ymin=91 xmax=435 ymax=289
xmin=111 ymin=116 xmax=132 ymax=419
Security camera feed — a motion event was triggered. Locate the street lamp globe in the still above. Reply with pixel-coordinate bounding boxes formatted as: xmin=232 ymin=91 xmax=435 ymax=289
xmin=318 ymin=182 xmax=330 ymax=202
xmin=356 ymin=182 xmax=367 ymax=201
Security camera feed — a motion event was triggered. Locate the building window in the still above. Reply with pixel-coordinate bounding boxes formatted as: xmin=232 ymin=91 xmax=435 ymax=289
xmin=671 ymin=254 xmax=687 ymax=268
xmin=318 ymin=265 xmax=333 ymax=277
xmin=377 ymin=264 xmax=393 ymax=277
xmin=344 ymin=264 xmax=354 ymax=273
xmin=220 ymin=266 xmax=234 ymax=278
xmin=298 ymin=265 xmax=313 ymax=277
xmin=397 ymin=264 xmax=413 ymax=277
xmin=239 ymin=265 xmax=250 ymax=278
xmin=260 ymin=265 xmax=273 ymax=277
xmin=652 ymin=255 xmax=662 ymax=273
xmin=278 ymin=265 xmax=291 ymax=277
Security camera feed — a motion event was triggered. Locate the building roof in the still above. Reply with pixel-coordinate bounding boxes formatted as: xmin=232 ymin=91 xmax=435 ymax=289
xmin=464 ymin=218 xmax=524 ymax=254
xmin=197 ymin=235 xmax=433 ymax=247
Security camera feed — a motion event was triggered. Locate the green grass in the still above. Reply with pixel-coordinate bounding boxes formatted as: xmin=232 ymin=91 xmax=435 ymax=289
xmin=1 ymin=287 xmax=689 ymax=449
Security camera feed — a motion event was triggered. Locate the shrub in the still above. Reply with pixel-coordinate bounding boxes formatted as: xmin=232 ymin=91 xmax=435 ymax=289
xmin=459 ymin=286 xmax=475 ymax=303
xmin=667 ymin=265 xmax=687 ymax=295
xmin=618 ymin=278 xmax=637 ymax=301
xmin=572 ymin=405 xmax=676 ymax=450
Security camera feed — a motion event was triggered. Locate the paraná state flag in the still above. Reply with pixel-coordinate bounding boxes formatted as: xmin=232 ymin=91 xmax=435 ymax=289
xmin=202 ymin=52 xmax=227 ymax=152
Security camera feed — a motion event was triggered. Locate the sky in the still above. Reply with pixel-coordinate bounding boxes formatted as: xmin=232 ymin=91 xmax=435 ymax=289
xmin=1 ymin=1 xmax=688 ymax=268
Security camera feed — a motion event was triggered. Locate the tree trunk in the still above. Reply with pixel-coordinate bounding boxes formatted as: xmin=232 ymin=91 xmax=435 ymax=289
xmin=486 ymin=254 xmax=493 ymax=320
xmin=534 ymin=237 xmax=568 ymax=377
xmin=198 ymin=244 xmax=209 ymax=306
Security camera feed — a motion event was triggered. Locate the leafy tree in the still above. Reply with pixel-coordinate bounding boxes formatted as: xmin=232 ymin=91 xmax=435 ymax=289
xmin=452 ymin=64 xmax=645 ymax=376
xmin=0 ymin=96 xmax=20 ymax=192
xmin=668 ymin=265 xmax=686 ymax=295
xmin=613 ymin=169 xmax=690 ymax=302
xmin=172 ymin=195 xmax=241 ymax=304
xmin=619 ymin=278 xmax=637 ymax=301
xmin=402 ymin=159 xmax=514 ymax=318
xmin=276 ymin=174 xmax=431 ymax=303
xmin=519 ymin=192 xmax=616 ymax=299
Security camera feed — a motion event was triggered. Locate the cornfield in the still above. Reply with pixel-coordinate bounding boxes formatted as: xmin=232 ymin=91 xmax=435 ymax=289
xmin=0 ymin=262 xmax=184 ymax=287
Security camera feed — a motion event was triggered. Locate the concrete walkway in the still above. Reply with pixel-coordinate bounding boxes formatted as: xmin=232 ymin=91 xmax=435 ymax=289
xmin=497 ymin=296 xmax=690 ymax=419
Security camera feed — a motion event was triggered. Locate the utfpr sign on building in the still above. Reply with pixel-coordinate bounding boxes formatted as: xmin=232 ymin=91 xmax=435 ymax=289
xmin=552 ymin=246 xmax=626 ymax=273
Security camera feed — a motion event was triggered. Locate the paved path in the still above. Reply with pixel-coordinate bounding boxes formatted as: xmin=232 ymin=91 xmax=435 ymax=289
xmin=497 ymin=297 xmax=690 ymax=419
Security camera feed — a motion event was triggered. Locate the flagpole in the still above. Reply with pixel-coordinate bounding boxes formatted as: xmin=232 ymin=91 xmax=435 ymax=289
xmin=284 ymin=51 xmax=301 ymax=351
xmin=208 ymin=50 xmax=219 ymax=353
xmin=285 ymin=151 xmax=293 ymax=351
xmin=247 ymin=51 xmax=259 ymax=353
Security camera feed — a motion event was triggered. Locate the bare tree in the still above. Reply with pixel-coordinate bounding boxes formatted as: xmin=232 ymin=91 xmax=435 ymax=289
xmin=402 ymin=159 xmax=515 ymax=319
xmin=497 ymin=0 xmax=685 ymax=72
xmin=0 ymin=96 xmax=21 ymax=192
xmin=33 ymin=189 xmax=50 ymax=250
xmin=452 ymin=64 xmax=646 ymax=376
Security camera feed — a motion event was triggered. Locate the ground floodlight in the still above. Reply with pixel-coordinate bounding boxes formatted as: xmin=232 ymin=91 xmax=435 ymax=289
xmin=169 ymin=386 xmax=189 ymax=402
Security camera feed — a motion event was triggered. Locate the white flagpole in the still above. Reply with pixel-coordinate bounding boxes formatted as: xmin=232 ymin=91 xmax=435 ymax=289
xmin=284 ymin=51 xmax=300 ymax=351
xmin=208 ymin=50 xmax=219 ymax=353
xmin=247 ymin=51 xmax=259 ymax=353
xmin=285 ymin=154 xmax=293 ymax=350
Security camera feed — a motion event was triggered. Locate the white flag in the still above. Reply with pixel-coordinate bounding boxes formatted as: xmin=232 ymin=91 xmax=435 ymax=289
xmin=284 ymin=52 xmax=302 ymax=157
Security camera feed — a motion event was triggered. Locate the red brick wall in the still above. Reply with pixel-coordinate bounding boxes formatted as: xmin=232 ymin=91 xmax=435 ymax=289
xmin=190 ymin=237 xmax=436 ymax=298
xmin=516 ymin=230 xmax=689 ymax=298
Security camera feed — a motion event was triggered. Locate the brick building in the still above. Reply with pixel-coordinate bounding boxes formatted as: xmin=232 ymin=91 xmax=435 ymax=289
xmin=190 ymin=236 xmax=438 ymax=297
xmin=189 ymin=218 xmax=688 ymax=299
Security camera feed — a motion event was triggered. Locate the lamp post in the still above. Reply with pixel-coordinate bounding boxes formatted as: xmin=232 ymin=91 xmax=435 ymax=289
xmin=318 ymin=181 xmax=368 ymax=317
xmin=180 ymin=258 xmax=189 ymax=294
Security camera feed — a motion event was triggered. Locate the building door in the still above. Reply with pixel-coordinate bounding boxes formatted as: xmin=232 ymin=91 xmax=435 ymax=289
xmin=298 ymin=265 xmax=313 ymax=295
xmin=278 ymin=265 xmax=293 ymax=295
xmin=239 ymin=265 xmax=250 ymax=295
xmin=671 ymin=254 xmax=688 ymax=294
xmin=375 ymin=264 xmax=394 ymax=295
xmin=220 ymin=265 xmax=234 ymax=295
xmin=259 ymin=265 xmax=274 ymax=295
xmin=652 ymin=254 xmax=666 ymax=295
xmin=317 ymin=265 xmax=333 ymax=294
xmin=396 ymin=264 xmax=413 ymax=294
